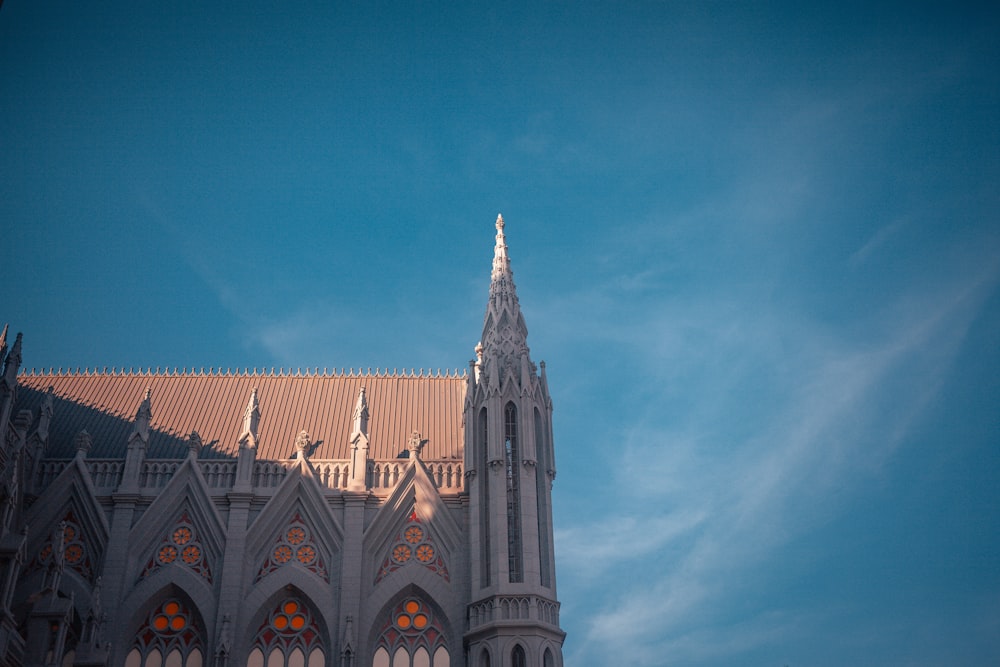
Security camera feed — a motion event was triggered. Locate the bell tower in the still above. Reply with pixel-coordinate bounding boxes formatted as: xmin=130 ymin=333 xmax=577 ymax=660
xmin=464 ymin=215 xmax=564 ymax=666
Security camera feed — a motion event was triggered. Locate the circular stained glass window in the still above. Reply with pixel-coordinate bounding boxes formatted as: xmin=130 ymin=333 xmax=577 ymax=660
xmin=287 ymin=527 xmax=306 ymax=545
xmin=395 ymin=599 xmax=432 ymax=633
xmin=274 ymin=545 xmax=293 ymax=563
xmin=415 ymin=544 xmax=435 ymax=563
xmin=159 ymin=545 xmax=179 ymax=563
xmin=392 ymin=545 xmax=412 ymax=563
xmin=173 ymin=527 xmax=192 ymax=545
xmin=270 ymin=599 xmax=309 ymax=636
xmin=296 ymin=545 xmax=316 ymax=564
xmin=65 ymin=544 xmax=84 ymax=564
xmin=151 ymin=600 xmax=187 ymax=635
xmin=182 ymin=545 xmax=201 ymax=564
xmin=404 ymin=526 xmax=423 ymax=544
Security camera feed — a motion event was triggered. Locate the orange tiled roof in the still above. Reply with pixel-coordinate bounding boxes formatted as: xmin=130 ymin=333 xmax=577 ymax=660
xmin=16 ymin=369 xmax=467 ymax=461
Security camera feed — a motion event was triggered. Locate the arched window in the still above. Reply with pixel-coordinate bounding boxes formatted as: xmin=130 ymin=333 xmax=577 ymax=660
xmin=124 ymin=599 xmax=204 ymax=667
xmin=535 ymin=407 xmax=551 ymax=588
xmin=479 ymin=407 xmax=491 ymax=587
xmin=246 ymin=598 xmax=324 ymax=667
xmin=480 ymin=648 xmax=491 ymax=667
xmin=504 ymin=402 xmax=522 ymax=583
xmin=543 ymin=647 xmax=555 ymax=667
xmin=511 ymin=645 xmax=526 ymax=667
xmin=372 ymin=597 xmax=449 ymax=667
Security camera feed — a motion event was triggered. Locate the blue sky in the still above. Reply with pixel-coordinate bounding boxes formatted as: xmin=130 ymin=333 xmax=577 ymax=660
xmin=2 ymin=1 xmax=998 ymax=665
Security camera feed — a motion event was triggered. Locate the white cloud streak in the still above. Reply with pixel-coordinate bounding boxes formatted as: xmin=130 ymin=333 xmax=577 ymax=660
xmin=553 ymin=242 xmax=999 ymax=666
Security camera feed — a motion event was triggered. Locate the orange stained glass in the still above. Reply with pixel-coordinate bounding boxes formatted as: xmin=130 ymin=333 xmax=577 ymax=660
xmin=153 ymin=615 xmax=169 ymax=631
xmin=39 ymin=545 xmax=52 ymax=561
xmin=274 ymin=615 xmax=288 ymax=630
xmin=290 ymin=615 xmax=306 ymax=630
xmin=64 ymin=526 xmax=76 ymax=541
xmin=404 ymin=526 xmax=423 ymax=543
xmin=283 ymin=601 xmax=298 ymax=615
xmin=274 ymin=545 xmax=292 ymax=563
xmin=405 ymin=600 xmax=420 ymax=614
xmin=413 ymin=614 xmax=428 ymax=629
xmin=173 ymin=527 xmax=192 ymax=545
xmin=296 ymin=545 xmax=316 ymax=563
xmin=397 ymin=615 xmax=411 ymax=629
xmin=164 ymin=601 xmax=180 ymax=615
xmin=65 ymin=544 xmax=83 ymax=563
xmin=170 ymin=615 xmax=186 ymax=631
xmin=159 ymin=545 xmax=178 ymax=563
xmin=182 ymin=545 xmax=201 ymax=563
xmin=393 ymin=545 xmax=411 ymax=563
xmin=287 ymin=527 xmax=306 ymax=544
xmin=416 ymin=545 xmax=434 ymax=562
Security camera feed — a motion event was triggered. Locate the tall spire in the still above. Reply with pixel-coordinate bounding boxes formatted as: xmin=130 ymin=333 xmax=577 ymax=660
xmin=479 ymin=214 xmax=533 ymax=394
xmin=488 ymin=213 xmax=518 ymax=306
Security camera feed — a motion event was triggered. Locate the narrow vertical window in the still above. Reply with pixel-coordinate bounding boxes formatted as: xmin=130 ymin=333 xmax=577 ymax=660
xmin=511 ymin=645 xmax=526 ymax=667
xmin=479 ymin=408 xmax=490 ymax=587
xmin=543 ymin=648 xmax=555 ymax=667
xmin=535 ymin=408 xmax=551 ymax=588
xmin=504 ymin=402 xmax=522 ymax=583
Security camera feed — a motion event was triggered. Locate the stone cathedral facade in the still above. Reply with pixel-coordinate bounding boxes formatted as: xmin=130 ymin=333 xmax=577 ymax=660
xmin=0 ymin=216 xmax=564 ymax=667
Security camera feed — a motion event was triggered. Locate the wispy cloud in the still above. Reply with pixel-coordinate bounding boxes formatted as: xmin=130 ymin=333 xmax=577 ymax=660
xmin=556 ymin=239 xmax=999 ymax=665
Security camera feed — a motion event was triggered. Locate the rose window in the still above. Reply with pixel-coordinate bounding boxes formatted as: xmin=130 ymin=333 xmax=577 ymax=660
xmin=140 ymin=512 xmax=212 ymax=582
xmin=32 ymin=512 xmax=93 ymax=582
xmin=255 ymin=512 xmax=328 ymax=583
xmin=375 ymin=509 xmax=450 ymax=584
xmin=392 ymin=545 xmax=412 ymax=564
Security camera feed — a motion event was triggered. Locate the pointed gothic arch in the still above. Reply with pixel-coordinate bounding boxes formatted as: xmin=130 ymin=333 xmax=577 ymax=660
xmin=368 ymin=586 xmax=451 ymax=667
xmin=243 ymin=590 xmax=328 ymax=667
xmin=510 ymin=643 xmax=526 ymax=667
xmin=121 ymin=585 xmax=208 ymax=667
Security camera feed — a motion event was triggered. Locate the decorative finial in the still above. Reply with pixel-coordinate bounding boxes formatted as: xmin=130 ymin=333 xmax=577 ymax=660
xmin=295 ymin=430 xmax=311 ymax=458
xmin=188 ymin=430 xmax=203 ymax=459
xmin=496 ymin=213 xmax=504 ymax=230
xmin=407 ymin=431 xmax=425 ymax=459
xmin=74 ymin=430 xmax=93 ymax=456
xmin=240 ymin=387 xmax=261 ymax=448
xmin=129 ymin=388 xmax=153 ymax=445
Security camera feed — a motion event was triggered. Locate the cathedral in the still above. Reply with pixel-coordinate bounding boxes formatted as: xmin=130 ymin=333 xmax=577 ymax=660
xmin=0 ymin=216 xmax=564 ymax=667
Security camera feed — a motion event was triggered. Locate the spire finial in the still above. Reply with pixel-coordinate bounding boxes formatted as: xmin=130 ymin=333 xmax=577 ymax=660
xmin=352 ymin=386 xmax=369 ymax=438
xmin=129 ymin=388 xmax=153 ymax=444
xmin=491 ymin=213 xmax=511 ymax=281
xmin=239 ymin=387 xmax=261 ymax=448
